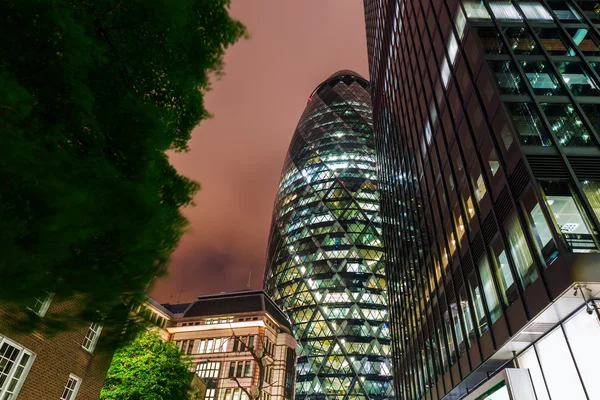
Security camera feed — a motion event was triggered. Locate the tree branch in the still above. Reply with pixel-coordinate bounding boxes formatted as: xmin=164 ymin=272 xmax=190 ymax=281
xmin=230 ymin=376 xmax=254 ymax=400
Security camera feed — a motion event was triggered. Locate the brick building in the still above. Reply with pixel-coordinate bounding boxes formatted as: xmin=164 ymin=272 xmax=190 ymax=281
xmin=0 ymin=294 xmax=113 ymax=400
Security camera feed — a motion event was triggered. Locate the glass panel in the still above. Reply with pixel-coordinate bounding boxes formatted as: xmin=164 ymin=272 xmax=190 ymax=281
xmin=450 ymin=301 xmax=466 ymax=357
xmin=490 ymin=241 xmax=518 ymax=305
xmin=477 ymin=257 xmax=502 ymax=324
xmin=521 ymin=61 xmax=566 ymax=96
xmin=504 ymin=27 xmax=542 ymax=55
xmin=535 ymin=27 xmax=574 ymax=56
xmin=555 ymin=61 xmax=600 ymax=96
xmin=476 ymin=27 xmax=505 ymax=54
xmin=565 ymin=28 xmax=600 ymax=56
xmin=546 ymin=1 xmax=583 ymax=22
xmin=580 ymin=103 xmax=600 ymax=136
xmin=463 ymin=1 xmax=492 ymax=20
xmin=519 ymin=1 xmax=554 ymax=22
xmin=578 ymin=2 xmax=600 ymax=23
xmin=468 ymin=274 xmax=489 ymax=334
xmin=506 ymin=102 xmax=553 ymax=146
xmin=458 ymin=287 xmax=476 ymax=345
xmin=539 ymin=103 xmax=595 ymax=146
xmin=504 ymin=213 xmax=539 ymax=288
xmin=581 ymin=180 xmax=600 ymax=222
xmin=521 ymin=187 xmax=559 ymax=266
xmin=540 ymin=180 xmax=599 ymax=252
xmin=488 ymin=60 xmax=528 ymax=95
xmin=563 ymin=307 xmax=600 ymax=399
xmin=489 ymin=2 xmax=523 ymax=21
xmin=518 ymin=347 xmax=550 ymax=400
xmin=537 ymin=328 xmax=587 ymax=400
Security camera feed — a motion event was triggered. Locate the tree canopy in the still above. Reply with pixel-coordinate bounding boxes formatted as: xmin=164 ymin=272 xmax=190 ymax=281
xmin=100 ymin=331 xmax=199 ymax=400
xmin=0 ymin=0 xmax=245 ymax=331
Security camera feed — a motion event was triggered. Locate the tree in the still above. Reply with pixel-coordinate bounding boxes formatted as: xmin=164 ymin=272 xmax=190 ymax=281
xmin=0 ymin=0 xmax=246 ymax=333
xmin=100 ymin=331 xmax=200 ymax=400
xmin=223 ymin=331 xmax=278 ymax=400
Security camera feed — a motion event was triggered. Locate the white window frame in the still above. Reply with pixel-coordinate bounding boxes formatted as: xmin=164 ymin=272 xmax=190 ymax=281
xmin=28 ymin=292 xmax=54 ymax=317
xmin=82 ymin=322 xmax=103 ymax=353
xmin=0 ymin=335 xmax=35 ymax=400
xmin=60 ymin=374 xmax=81 ymax=400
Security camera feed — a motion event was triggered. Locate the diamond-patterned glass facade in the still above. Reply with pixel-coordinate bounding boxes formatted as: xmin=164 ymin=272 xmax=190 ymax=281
xmin=264 ymin=70 xmax=394 ymax=400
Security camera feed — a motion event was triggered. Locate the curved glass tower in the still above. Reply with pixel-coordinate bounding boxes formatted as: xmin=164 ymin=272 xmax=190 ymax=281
xmin=264 ymin=70 xmax=394 ymax=400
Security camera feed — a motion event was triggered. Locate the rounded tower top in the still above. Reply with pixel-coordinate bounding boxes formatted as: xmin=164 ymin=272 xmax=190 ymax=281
xmin=326 ymin=69 xmax=367 ymax=81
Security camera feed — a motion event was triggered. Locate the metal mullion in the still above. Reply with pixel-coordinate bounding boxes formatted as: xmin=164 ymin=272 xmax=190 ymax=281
xmin=531 ymin=343 xmax=553 ymax=400
xmin=520 ymin=0 xmax=600 ymax=150
xmin=559 ymin=323 xmax=590 ymax=400
xmin=493 ymin=2 xmax=600 ymax=252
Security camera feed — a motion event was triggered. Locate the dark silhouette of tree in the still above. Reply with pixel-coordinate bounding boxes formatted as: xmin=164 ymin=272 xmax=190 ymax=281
xmin=0 ymin=0 xmax=246 ymax=334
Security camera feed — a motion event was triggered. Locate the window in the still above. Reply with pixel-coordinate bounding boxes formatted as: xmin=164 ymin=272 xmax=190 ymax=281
xmin=468 ymin=273 xmax=489 ymax=334
xmin=539 ymin=103 xmax=594 ymax=147
xmin=521 ymin=61 xmax=565 ymax=96
xmin=518 ymin=348 xmax=551 ymax=400
xmin=490 ymin=239 xmax=518 ymax=305
xmin=82 ymin=322 xmax=102 ymax=353
xmin=205 ymin=389 xmax=217 ymax=400
xmin=581 ymin=180 xmax=600 ymax=222
xmin=521 ymin=187 xmax=558 ymax=266
xmin=565 ymin=28 xmax=600 ymax=56
xmin=555 ymin=62 xmax=600 ymax=96
xmin=29 ymin=292 xmax=54 ymax=317
xmin=519 ymin=1 xmax=553 ymax=22
xmin=0 ymin=336 xmax=34 ymax=400
xmin=197 ymin=338 xmax=227 ymax=354
xmin=475 ymin=27 xmax=505 ymax=54
xmin=504 ymin=27 xmax=541 ymax=56
xmin=186 ymin=340 xmax=195 ymax=354
xmin=229 ymin=361 xmax=252 ymax=377
xmin=478 ymin=257 xmax=502 ymax=324
xmin=506 ymin=102 xmax=552 ymax=146
xmin=505 ymin=213 xmax=539 ymax=290
xmin=196 ymin=361 xmax=220 ymax=379
xmin=535 ymin=28 xmax=574 ymax=56
xmin=60 ymin=374 xmax=81 ymax=400
xmin=540 ymin=180 xmax=599 ymax=252
xmin=487 ymin=60 xmax=527 ymax=95
xmin=489 ymin=2 xmax=522 ymax=21
xmin=546 ymin=1 xmax=582 ymax=22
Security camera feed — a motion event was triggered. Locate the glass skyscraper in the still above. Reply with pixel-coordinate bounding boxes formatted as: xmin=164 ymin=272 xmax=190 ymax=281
xmin=264 ymin=70 xmax=394 ymax=400
xmin=364 ymin=1 xmax=600 ymax=399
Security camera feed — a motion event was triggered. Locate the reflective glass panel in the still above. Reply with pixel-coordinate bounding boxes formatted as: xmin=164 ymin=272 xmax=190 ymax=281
xmin=477 ymin=257 xmax=502 ymax=324
xmin=537 ymin=328 xmax=587 ymax=400
xmin=539 ymin=103 xmax=595 ymax=146
xmin=468 ymin=274 xmax=489 ymax=334
xmin=504 ymin=27 xmax=542 ymax=55
xmin=488 ymin=60 xmax=528 ymax=95
xmin=521 ymin=61 xmax=566 ymax=96
xmin=506 ymin=102 xmax=553 ymax=146
xmin=580 ymin=103 xmax=600 ymax=136
xmin=490 ymin=241 xmax=518 ymax=305
xmin=555 ymin=61 xmax=600 ymax=96
xmin=463 ymin=1 xmax=492 ymax=20
xmin=476 ymin=27 xmax=506 ymax=54
xmin=565 ymin=28 xmax=600 ymax=56
xmin=546 ymin=1 xmax=583 ymax=22
xmin=540 ymin=180 xmax=599 ymax=252
xmin=505 ymin=213 xmax=539 ymax=288
xmin=519 ymin=1 xmax=553 ymax=22
xmin=563 ymin=307 xmax=600 ymax=399
xmin=489 ymin=1 xmax=523 ymax=21
xmin=535 ymin=27 xmax=574 ymax=56
xmin=581 ymin=180 xmax=600 ymax=222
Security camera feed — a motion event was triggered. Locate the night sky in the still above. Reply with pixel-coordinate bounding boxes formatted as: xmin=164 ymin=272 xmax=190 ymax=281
xmin=150 ymin=1 xmax=369 ymax=304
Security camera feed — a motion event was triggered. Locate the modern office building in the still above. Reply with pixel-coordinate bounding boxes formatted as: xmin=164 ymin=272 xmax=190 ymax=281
xmin=264 ymin=70 xmax=394 ymax=399
xmin=142 ymin=290 xmax=297 ymax=400
xmin=364 ymin=0 xmax=600 ymax=399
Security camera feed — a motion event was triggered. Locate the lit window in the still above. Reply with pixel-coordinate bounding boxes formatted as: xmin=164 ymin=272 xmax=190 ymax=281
xmin=478 ymin=257 xmax=502 ymax=324
xmin=489 ymin=2 xmax=523 ymax=21
xmin=463 ymin=1 xmax=492 ymax=20
xmin=60 ymin=374 xmax=81 ymax=400
xmin=82 ymin=322 xmax=102 ymax=353
xmin=196 ymin=361 xmax=221 ymax=379
xmin=582 ymin=180 xmax=600 ymax=223
xmin=504 ymin=213 xmax=538 ymax=288
xmin=0 ymin=336 xmax=34 ymax=399
xmin=540 ymin=180 xmax=599 ymax=252
xmin=519 ymin=2 xmax=553 ymax=21
xmin=490 ymin=239 xmax=518 ymax=305
xmin=29 ymin=292 xmax=54 ymax=317
xmin=539 ymin=103 xmax=594 ymax=147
